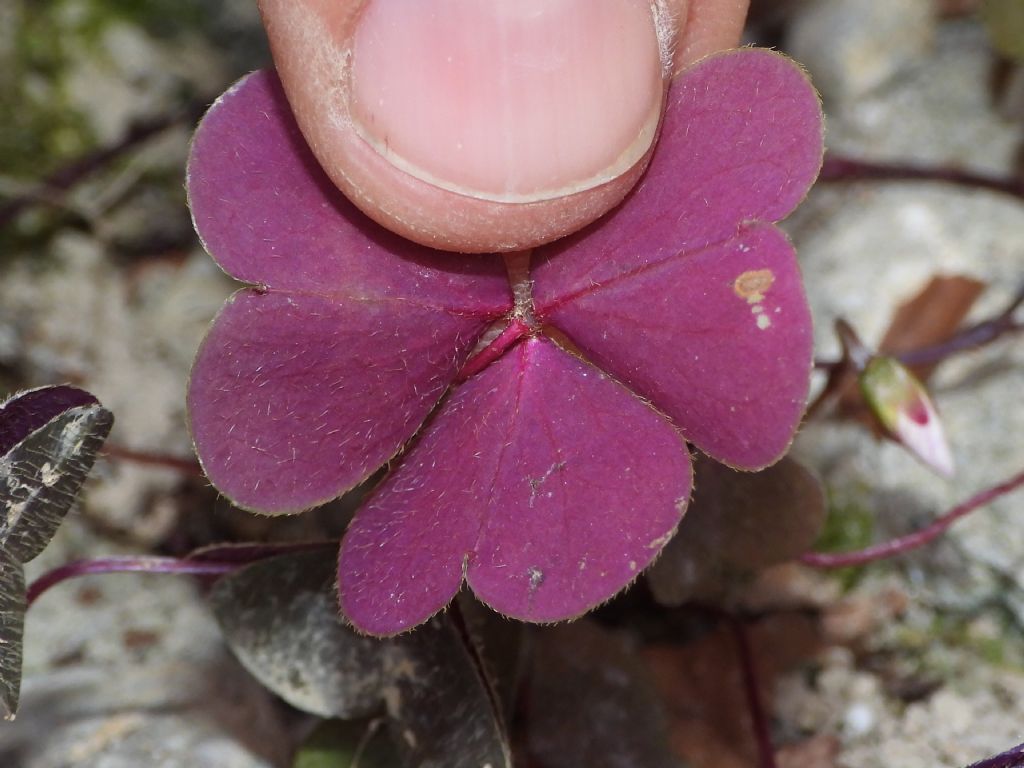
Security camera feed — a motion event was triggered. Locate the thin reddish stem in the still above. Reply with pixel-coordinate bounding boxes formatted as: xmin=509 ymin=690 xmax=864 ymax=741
xmin=102 ymin=444 xmax=204 ymax=477
xmin=815 ymin=282 xmax=1024 ymax=373
xmin=729 ymin=616 xmax=778 ymax=768
xmin=819 ymin=154 xmax=1024 ymax=201
xmin=456 ymin=318 xmax=531 ymax=382
xmin=800 ymin=468 xmax=1024 ymax=569
xmin=26 ymin=541 xmax=338 ymax=607
xmin=26 ymin=555 xmax=239 ymax=607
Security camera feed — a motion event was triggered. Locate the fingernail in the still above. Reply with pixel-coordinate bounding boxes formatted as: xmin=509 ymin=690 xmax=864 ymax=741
xmin=349 ymin=0 xmax=665 ymax=203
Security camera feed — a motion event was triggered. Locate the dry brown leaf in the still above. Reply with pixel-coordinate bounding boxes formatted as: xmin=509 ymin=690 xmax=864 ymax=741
xmin=936 ymin=0 xmax=984 ymax=16
xmin=878 ymin=274 xmax=986 ymax=380
xmin=833 ymin=274 xmax=985 ymax=421
xmin=643 ymin=613 xmax=823 ymax=768
xmin=777 ymin=734 xmax=840 ymax=768
xmin=822 ymin=587 xmax=910 ymax=646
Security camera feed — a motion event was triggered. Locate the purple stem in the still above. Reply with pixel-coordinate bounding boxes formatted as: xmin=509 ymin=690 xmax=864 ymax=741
xmin=815 ymin=282 xmax=1024 ymax=373
xmin=728 ymin=616 xmax=778 ymax=768
xmin=967 ymin=741 xmax=1024 ymax=768
xmin=26 ymin=555 xmax=240 ymax=607
xmin=102 ymin=444 xmax=205 ymax=477
xmin=819 ymin=155 xmax=1024 ymax=201
xmin=800 ymin=468 xmax=1024 ymax=569
xmin=456 ymin=318 xmax=531 ymax=382
xmin=26 ymin=541 xmax=339 ymax=607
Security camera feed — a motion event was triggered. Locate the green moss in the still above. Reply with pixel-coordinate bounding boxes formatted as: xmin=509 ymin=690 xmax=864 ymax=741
xmin=2 ymin=5 xmax=92 ymax=178
xmin=293 ymin=719 xmax=398 ymax=768
xmin=75 ymin=0 xmax=205 ymax=43
xmin=982 ymin=0 xmax=1024 ymax=62
xmin=876 ymin=610 xmax=1022 ymax=689
xmin=814 ymin=491 xmax=876 ymax=589
xmin=930 ymin=609 xmax=1024 ymax=671
xmin=0 ymin=0 xmax=211 ymax=180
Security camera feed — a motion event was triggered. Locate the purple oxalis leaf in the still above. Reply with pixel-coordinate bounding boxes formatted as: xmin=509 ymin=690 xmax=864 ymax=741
xmin=1 ymin=385 xmax=112 ymax=719
xmin=186 ymin=49 xmax=824 ymax=633
xmin=1 ymin=386 xmax=113 ymax=564
xmin=186 ymin=71 xmax=512 ymax=513
xmin=186 ymin=71 xmax=511 ymax=306
xmin=339 ymin=337 xmax=690 ymax=634
xmin=533 ymin=49 xmax=822 ymax=468
xmin=0 ymin=386 xmax=98 ymax=458
xmin=189 ymin=288 xmax=497 ymax=512
xmin=537 ymin=224 xmax=812 ymax=467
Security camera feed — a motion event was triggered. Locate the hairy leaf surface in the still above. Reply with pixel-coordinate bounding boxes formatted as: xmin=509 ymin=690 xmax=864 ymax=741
xmin=0 ymin=385 xmax=112 ymax=720
xmin=186 ymin=49 xmax=825 ymax=634
xmin=1 ymin=387 xmax=113 ymax=563
xmin=339 ymin=337 xmax=690 ymax=635
xmin=186 ymin=71 xmax=512 ymax=514
xmin=533 ymin=50 xmax=823 ymax=469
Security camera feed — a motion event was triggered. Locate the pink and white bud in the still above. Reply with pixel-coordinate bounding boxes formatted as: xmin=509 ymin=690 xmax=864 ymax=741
xmin=860 ymin=356 xmax=955 ymax=478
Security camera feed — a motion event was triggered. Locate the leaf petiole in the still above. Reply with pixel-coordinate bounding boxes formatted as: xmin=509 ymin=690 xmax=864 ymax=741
xmin=800 ymin=468 xmax=1024 ymax=568
xmin=456 ymin=318 xmax=532 ymax=382
xmin=25 ymin=556 xmax=239 ymax=607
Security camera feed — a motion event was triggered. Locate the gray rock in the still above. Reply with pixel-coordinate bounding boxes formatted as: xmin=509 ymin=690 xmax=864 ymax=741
xmin=0 ymin=523 xmax=294 ymax=768
xmin=787 ymin=0 xmax=937 ymax=107
xmin=0 ymin=234 xmax=233 ymax=543
xmin=6 ymin=666 xmax=289 ymax=768
xmin=782 ymin=17 xmax=1024 ymax=763
xmin=788 ymin=18 xmax=1024 ymax=619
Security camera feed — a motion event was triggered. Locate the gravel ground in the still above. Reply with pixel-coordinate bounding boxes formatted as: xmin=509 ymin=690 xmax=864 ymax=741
xmin=1 ymin=2 xmax=1022 ymax=766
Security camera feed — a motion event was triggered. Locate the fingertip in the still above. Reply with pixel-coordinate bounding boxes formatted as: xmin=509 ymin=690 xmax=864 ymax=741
xmin=671 ymin=0 xmax=751 ymax=73
xmin=259 ymin=0 xmax=747 ymax=253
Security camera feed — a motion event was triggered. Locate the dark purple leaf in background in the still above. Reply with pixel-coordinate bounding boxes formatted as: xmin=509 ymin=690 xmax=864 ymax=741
xmin=0 ymin=385 xmax=98 ymax=457
xmin=526 ymin=621 xmax=678 ymax=768
xmin=211 ymin=550 xmax=384 ymax=719
xmin=457 ymin=595 xmax=527 ymax=722
xmin=0 ymin=385 xmax=112 ymax=719
xmin=211 ymin=551 xmax=511 ymax=768
xmin=533 ymin=49 xmax=823 ymax=470
xmin=647 ymin=457 xmax=827 ymax=606
xmin=0 ymin=548 xmax=25 ymax=720
xmin=185 ymin=71 xmax=512 ymax=514
xmin=383 ymin=613 xmax=512 ymax=768
xmin=0 ymin=386 xmax=113 ymax=563
xmin=186 ymin=48 xmax=825 ymax=634
xmin=339 ymin=337 xmax=690 ymax=635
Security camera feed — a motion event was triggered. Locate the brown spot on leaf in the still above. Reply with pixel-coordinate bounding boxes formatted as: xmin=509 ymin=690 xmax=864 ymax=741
xmin=733 ymin=269 xmax=775 ymax=304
